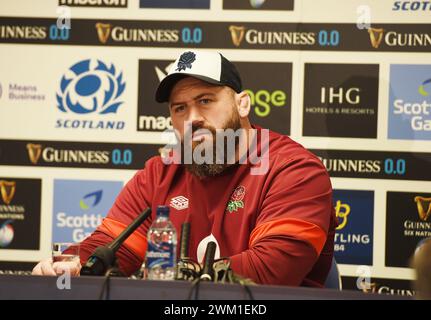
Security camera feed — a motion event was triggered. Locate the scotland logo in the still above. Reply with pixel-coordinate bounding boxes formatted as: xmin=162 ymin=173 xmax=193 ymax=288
xmin=57 ymin=59 xmax=126 ymax=115
xmin=175 ymin=52 xmax=196 ymax=72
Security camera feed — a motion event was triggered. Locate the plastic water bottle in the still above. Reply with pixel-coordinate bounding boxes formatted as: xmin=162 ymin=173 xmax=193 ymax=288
xmin=145 ymin=206 xmax=177 ymax=280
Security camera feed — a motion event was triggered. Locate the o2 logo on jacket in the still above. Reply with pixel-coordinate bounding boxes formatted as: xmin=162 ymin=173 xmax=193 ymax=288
xmin=56 ymin=59 xmax=126 ymax=115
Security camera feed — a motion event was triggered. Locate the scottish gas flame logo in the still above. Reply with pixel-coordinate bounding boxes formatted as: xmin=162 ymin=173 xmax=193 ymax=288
xmin=0 ymin=220 xmax=14 ymax=248
xmin=56 ymin=59 xmax=126 ymax=115
xmin=79 ymin=190 xmax=103 ymax=210
xmin=418 ymin=78 xmax=431 ymax=97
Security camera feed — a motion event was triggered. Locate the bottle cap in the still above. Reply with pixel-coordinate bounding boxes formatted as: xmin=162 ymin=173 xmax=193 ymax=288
xmin=156 ymin=205 xmax=170 ymax=217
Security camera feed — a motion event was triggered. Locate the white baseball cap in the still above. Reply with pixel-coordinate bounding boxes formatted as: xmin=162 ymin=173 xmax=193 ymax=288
xmin=155 ymin=50 xmax=242 ymax=103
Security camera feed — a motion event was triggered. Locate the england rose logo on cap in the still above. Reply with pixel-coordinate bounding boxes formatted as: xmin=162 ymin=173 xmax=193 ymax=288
xmin=175 ymin=51 xmax=196 ymax=71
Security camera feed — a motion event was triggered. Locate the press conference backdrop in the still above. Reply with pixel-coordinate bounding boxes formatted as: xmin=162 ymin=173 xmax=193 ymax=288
xmin=0 ymin=0 xmax=430 ymax=297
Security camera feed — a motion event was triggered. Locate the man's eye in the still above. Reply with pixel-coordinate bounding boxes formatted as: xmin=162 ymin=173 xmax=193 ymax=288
xmin=174 ymin=105 xmax=185 ymax=113
xmin=199 ymin=99 xmax=211 ymax=105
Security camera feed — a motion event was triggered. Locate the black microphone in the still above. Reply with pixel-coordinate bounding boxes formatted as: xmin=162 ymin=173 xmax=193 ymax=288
xmin=179 ymin=222 xmax=190 ymax=259
xmin=200 ymin=241 xmax=216 ymax=281
xmin=80 ymin=207 xmax=151 ymax=276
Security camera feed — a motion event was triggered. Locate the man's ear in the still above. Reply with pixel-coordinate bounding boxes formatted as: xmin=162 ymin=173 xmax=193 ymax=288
xmin=236 ymin=91 xmax=251 ymax=118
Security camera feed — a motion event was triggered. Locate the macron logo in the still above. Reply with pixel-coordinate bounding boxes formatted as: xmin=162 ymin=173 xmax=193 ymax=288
xmin=155 ymin=63 xmax=175 ymax=82
xmin=170 ymin=196 xmax=189 ymax=211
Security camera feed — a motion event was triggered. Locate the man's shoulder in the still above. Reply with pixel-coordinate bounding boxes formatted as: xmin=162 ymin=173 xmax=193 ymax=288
xmin=267 ymin=128 xmax=320 ymax=164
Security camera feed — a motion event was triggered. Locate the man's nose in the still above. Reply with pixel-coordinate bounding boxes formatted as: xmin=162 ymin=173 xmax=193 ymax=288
xmin=186 ymin=106 xmax=205 ymax=126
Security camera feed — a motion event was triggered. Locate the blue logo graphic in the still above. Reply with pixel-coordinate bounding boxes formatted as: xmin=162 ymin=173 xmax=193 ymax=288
xmin=139 ymin=0 xmax=210 ymax=8
xmin=388 ymin=65 xmax=431 ymax=140
xmin=419 ymin=78 xmax=431 ymax=97
xmin=79 ymin=190 xmax=103 ymax=210
xmin=333 ymin=190 xmax=374 ymax=265
xmin=53 ymin=180 xmax=123 ymax=243
xmin=56 ymin=59 xmax=126 ymax=115
xmin=0 ymin=220 xmax=14 ymax=248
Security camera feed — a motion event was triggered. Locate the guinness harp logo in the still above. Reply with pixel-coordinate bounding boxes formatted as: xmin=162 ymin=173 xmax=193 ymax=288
xmin=415 ymin=196 xmax=431 ymax=221
xmin=26 ymin=143 xmax=42 ymax=165
xmin=229 ymin=25 xmax=246 ymax=47
xmin=368 ymin=27 xmax=384 ymax=49
xmin=0 ymin=180 xmax=16 ymax=205
xmin=95 ymin=23 xmax=112 ymax=44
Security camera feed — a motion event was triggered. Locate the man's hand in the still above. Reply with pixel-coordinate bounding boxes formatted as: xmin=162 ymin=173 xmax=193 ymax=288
xmin=32 ymin=258 xmax=81 ymax=276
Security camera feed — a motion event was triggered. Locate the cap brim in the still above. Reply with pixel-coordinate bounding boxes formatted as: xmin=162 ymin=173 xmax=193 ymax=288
xmin=155 ymin=73 xmax=224 ymax=103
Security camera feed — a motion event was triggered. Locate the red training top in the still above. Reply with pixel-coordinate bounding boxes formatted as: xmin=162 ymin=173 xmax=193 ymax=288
xmin=78 ymin=126 xmax=336 ymax=287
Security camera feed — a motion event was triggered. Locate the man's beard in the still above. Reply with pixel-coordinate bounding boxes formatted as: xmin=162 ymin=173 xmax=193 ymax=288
xmin=182 ymin=108 xmax=242 ymax=178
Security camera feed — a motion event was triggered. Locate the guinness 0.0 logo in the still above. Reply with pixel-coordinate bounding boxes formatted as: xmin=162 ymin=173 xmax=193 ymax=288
xmin=26 ymin=143 xmax=42 ymax=165
xmin=229 ymin=25 xmax=246 ymax=47
xmin=368 ymin=27 xmax=384 ymax=49
xmin=415 ymin=196 xmax=431 ymax=221
xmin=0 ymin=180 xmax=16 ymax=205
xmin=95 ymin=23 xmax=112 ymax=44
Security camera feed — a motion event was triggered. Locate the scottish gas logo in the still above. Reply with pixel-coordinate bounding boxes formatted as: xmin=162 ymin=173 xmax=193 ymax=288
xmin=389 ymin=65 xmax=431 ymax=140
xmin=53 ymin=180 xmax=123 ymax=242
xmin=55 ymin=59 xmax=126 ymax=130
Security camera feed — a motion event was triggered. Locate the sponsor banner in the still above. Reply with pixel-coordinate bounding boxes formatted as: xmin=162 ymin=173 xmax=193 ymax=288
xmin=223 ymin=0 xmax=294 ymax=10
xmin=53 ymin=179 xmax=123 ymax=243
xmin=0 ymin=261 xmax=35 ymax=275
xmin=0 ymin=139 xmax=162 ymax=169
xmin=310 ymin=149 xmax=431 ymax=181
xmin=54 ymin=58 xmax=128 ymax=131
xmin=333 ymin=190 xmax=374 ymax=265
xmin=303 ymin=63 xmax=379 ymax=138
xmin=386 ymin=191 xmax=431 ymax=268
xmin=392 ymin=1 xmax=431 ymax=11
xmin=137 ymin=60 xmax=173 ymax=132
xmin=0 ymin=178 xmax=41 ymax=250
xmin=388 ymin=64 xmax=431 ymax=140
xmin=341 ymin=276 xmax=415 ymax=297
xmin=236 ymin=62 xmax=292 ymax=135
xmin=1 ymin=18 xmax=430 ymax=52
xmin=0 ymin=82 xmax=46 ymax=102
xmin=58 ymin=0 xmax=128 ymax=7
xmin=137 ymin=59 xmax=292 ymax=134
xmin=139 ymin=0 xmax=210 ymax=9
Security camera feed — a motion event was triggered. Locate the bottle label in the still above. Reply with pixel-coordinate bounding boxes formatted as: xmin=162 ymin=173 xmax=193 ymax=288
xmin=146 ymin=241 xmax=175 ymax=269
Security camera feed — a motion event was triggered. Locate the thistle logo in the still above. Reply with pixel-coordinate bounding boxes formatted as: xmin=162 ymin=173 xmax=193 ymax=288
xmin=415 ymin=196 xmax=431 ymax=221
xmin=418 ymin=78 xmax=431 ymax=97
xmin=0 ymin=180 xmax=16 ymax=205
xmin=56 ymin=59 xmax=126 ymax=115
xmin=368 ymin=27 xmax=384 ymax=49
xmin=95 ymin=23 xmax=112 ymax=44
xmin=26 ymin=143 xmax=42 ymax=165
xmin=229 ymin=25 xmax=246 ymax=47
xmin=0 ymin=220 xmax=14 ymax=248
xmin=79 ymin=190 xmax=103 ymax=210
xmin=335 ymin=200 xmax=351 ymax=230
